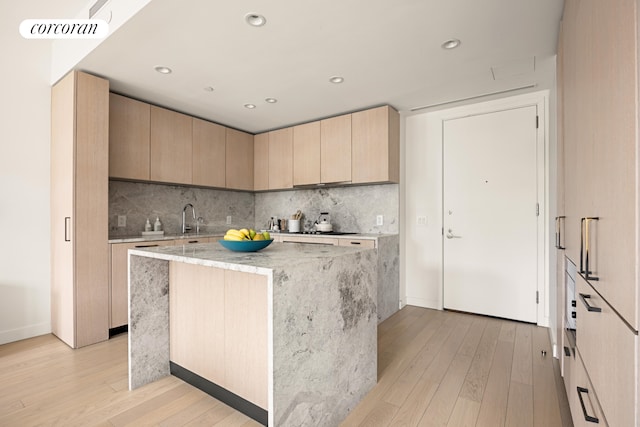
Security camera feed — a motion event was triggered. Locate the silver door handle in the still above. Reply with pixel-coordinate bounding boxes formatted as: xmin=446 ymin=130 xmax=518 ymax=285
xmin=446 ymin=229 xmax=462 ymax=239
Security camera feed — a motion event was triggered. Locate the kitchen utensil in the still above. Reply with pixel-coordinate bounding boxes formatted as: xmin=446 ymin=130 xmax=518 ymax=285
xmin=288 ymin=219 xmax=300 ymax=233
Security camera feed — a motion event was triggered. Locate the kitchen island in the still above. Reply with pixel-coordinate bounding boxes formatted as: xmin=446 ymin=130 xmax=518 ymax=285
xmin=127 ymin=241 xmax=378 ymax=426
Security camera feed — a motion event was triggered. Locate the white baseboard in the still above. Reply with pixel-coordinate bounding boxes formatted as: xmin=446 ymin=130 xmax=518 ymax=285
xmin=405 ymin=296 xmax=441 ymax=310
xmin=0 ymin=322 xmax=51 ymax=345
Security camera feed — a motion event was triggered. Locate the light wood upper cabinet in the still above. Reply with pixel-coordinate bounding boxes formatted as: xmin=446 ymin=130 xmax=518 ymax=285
xmin=253 ymin=132 xmax=269 ymax=191
xmin=321 ymin=113 xmax=352 ymax=184
xmin=150 ymin=106 xmax=193 ymax=185
xmin=225 ymin=128 xmax=254 ymax=191
xmin=109 ymin=93 xmax=150 ymax=180
xmin=293 ymin=121 xmax=321 ymax=186
xmin=192 ymin=118 xmax=226 ymax=188
xmin=51 ymin=71 xmax=110 ymax=348
xmin=351 ymin=105 xmax=399 ymax=184
xmin=268 ymin=127 xmax=293 ymax=190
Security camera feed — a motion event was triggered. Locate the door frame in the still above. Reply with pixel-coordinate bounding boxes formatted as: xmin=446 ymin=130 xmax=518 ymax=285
xmin=442 ymin=104 xmax=543 ymax=324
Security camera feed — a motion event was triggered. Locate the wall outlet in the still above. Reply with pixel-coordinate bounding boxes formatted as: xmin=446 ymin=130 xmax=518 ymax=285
xmin=376 ymin=215 xmax=384 ymax=226
xmin=226 ymin=215 xmax=232 ymax=225
xmin=117 ymin=215 xmax=126 ymax=227
xmin=417 ymin=215 xmax=428 ymax=225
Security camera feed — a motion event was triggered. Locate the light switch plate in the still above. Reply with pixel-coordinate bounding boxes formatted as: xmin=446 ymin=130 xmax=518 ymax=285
xmin=117 ymin=215 xmax=126 ymax=227
xmin=417 ymin=216 xmax=428 ymax=225
xmin=226 ymin=215 xmax=232 ymax=225
xmin=376 ymin=215 xmax=384 ymax=226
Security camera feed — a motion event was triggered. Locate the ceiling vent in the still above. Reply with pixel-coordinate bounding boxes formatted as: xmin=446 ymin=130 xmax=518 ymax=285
xmin=89 ymin=0 xmax=109 ymax=18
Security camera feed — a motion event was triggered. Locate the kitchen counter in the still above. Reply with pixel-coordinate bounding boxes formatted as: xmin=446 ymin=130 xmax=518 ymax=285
xmin=128 ymin=241 xmax=378 ymax=426
xmin=108 ymin=231 xmax=385 ymax=244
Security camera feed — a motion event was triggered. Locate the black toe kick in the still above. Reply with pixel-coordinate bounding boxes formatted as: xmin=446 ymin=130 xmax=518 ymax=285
xmin=170 ymin=361 xmax=268 ymax=426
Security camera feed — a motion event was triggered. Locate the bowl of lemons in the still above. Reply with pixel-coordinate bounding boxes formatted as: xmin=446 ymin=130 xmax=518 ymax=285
xmin=218 ymin=228 xmax=273 ymax=252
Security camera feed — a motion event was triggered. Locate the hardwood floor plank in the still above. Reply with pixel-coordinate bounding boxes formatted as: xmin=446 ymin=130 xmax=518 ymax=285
xmin=474 ymin=338 xmax=514 ymax=427
xmin=552 ymin=357 xmax=574 ymax=427
xmin=416 ymin=354 xmax=473 ymax=426
xmin=510 ymin=323 xmax=533 ymax=385
xmin=446 ymin=397 xmax=481 ymax=427
xmin=532 ymin=327 xmax=563 ymax=427
xmin=387 ymin=377 xmax=440 ymax=426
xmin=458 ymin=318 xmax=501 ymax=402
xmin=358 ymin=401 xmax=400 ymax=426
xmin=158 ymin=396 xmax=224 ymax=426
xmin=182 ymin=402 xmax=236 ymax=426
xmin=504 ymin=381 xmax=533 ymax=427
xmin=499 ymin=321 xmax=516 ymax=343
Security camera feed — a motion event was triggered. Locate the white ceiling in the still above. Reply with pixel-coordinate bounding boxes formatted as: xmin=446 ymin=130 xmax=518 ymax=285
xmin=77 ymin=0 xmax=564 ymax=134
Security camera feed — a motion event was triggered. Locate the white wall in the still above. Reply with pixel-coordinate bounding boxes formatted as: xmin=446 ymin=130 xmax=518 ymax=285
xmin=401 ymin=68 xmax=559 ymax=347
xmin=0 ymin=4 xmax=57 ymax=344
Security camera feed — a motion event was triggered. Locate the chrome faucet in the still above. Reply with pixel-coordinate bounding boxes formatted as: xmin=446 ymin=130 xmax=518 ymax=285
xmin=182 ymin=203 xmax=196 ymax=234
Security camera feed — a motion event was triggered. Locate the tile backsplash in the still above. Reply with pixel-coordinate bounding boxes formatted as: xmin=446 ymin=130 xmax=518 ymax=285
xmin=109 ymin=180 xmax=399 ymax=237
xmin=108 ymin=180 xmax=254 ymax=237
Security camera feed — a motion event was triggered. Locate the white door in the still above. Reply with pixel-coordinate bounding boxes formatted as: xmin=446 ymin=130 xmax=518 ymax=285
xmin=443 ymin=105 xmax=538 ymax=323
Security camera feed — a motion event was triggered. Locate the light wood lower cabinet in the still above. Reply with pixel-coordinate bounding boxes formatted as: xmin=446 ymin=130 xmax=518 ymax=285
xmin=169 ymin=262 xmax=268 ymax=409
xmin=172 ymin=237 xmax=212 ymax=245
xmin=338 ymin=239 xmax=376 ymax=249
xmin=278 ymin=235 xmax=339 ymax=246
xmin=575 ymin=274 xmax=635 ymax=427
xmin=51 ymin=71 xmax=110 ymax=349
xmin=110 ymin=240 xmax=173 ymax=328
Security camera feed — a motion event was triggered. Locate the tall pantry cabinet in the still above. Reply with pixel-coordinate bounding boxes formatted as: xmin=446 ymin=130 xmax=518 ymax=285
xmin=557 ymin=0 xmax=638 ymax=426
xmin=51 ymin=71 xmax=110 ymax=349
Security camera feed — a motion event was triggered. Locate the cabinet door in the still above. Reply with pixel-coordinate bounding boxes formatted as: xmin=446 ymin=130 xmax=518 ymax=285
xmin=110 ymin=240 xmax=172 ymax=328
xmin=109 ymin=93 xmax=150 ymax=180
xmin=150 ymin=106 xmax=193 ymax=185
xmin=571 ymin=351 xmax=610 ymax=427
xmin=320 ymin=114 xmax=351 ymax=183
xmin=575 ymin=274 xmax=635 ymax=427
xmin=268 ymin=127 xmax=293 ymax=190
xmin=351 ymin=105 xmax=399 ymax=184
xmin=583 ymin=0 xmax=637 ymax=330
xmin=293 ymin=121 xmax=321 ymax=186
xmin=226 ymin=128 xmax=254 ymax=191
xmin=51 ymin=71 xmax=76 ymax=347
xmin=192 ymin=118 xmax=225 ymax=188
xmin=253 ymin=132 xmax=269 ymax=191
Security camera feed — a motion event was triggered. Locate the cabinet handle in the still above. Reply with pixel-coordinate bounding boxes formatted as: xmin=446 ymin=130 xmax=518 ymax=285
xmin=555 ymin=216 xmax=566 ymax=249
xmin=579 ymin=293 xmax=601 ymax=313
xmin=135 ymin=244 xmax=159 ymax=248
xmin=64 ymin=217 xmax=71 ymax=242
xmin=577 ymin=386 xmax=600 ymax=423
xmin=348 ymin=241 xmax=361 ymax=245
xmin=563 ymin=346 xmax=571 ymax=357
xmin=580 ymin=217 xmax=600 ymax=281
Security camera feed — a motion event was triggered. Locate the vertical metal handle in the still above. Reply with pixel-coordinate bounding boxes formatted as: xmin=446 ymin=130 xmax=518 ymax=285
xmin=579 ymin=293 xmax=602 ymax=313
xmin=580 ymin=217 xmax=600 ymax=281
xmin=64 ymin=217 xmax=71 ymax=242
xmin=555 ymin=216 xmax=566 ymax=249
xmin=577 ymin=387 xmax=600 ymax=423
xmin=563 ymin=346 xmax=571 ymax=357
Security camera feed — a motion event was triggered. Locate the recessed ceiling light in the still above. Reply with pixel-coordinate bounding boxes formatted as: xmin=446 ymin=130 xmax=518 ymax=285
xmin=245 ymin=13 xmax=266 ymax=27
xmin=204 ymin=86 xmax=214 ymax=92
xmin=329 ymin=76 xmax=344 ymax=84
xmin=244 ymin=103 xmax=256 ymax=109
xmin=265 ymin=98 xmax=277 ymax=103
xmin=441 ymin=39 xmax=461 ymax=50
xmin=154 ymin=65 xmax=172 ymax=74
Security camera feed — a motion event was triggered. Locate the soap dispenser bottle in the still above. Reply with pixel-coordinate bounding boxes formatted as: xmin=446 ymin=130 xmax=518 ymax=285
xmin=145 ymin=218 xmax=152 ymax=232
xmin=154 ymin=217 xmax=162 ymax=232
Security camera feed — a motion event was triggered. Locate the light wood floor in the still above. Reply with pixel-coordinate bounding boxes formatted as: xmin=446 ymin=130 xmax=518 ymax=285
xmin=0 ymin=306 xmax=572 ymax=426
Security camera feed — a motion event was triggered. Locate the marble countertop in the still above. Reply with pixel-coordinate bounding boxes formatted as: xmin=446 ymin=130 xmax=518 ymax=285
xmin=110 ymin=231 xmax=391 ymax=244
xmin=129 ymin=241 xmax=374 ymax=275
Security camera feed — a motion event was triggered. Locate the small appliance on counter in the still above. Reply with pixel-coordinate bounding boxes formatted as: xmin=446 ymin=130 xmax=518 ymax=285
xmin=314 ymin=212 xmax=333 ymax=232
